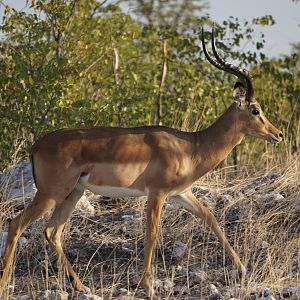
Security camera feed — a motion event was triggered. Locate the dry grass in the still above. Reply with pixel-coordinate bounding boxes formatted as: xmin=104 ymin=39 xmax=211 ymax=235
xmin=0 ymin=153 xmax=299 ymax=300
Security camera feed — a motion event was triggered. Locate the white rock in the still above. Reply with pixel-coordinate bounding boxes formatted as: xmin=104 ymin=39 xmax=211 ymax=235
xmin=166 ymin=199 xmax=183 ymax=210
xmin=121 ymin=214 xmax=135 ymax=220
xmin=113 ymin=288 xmax=129 ymax=297
xmin=282 ymin=285 xmax=300 ymax=297
xmin=0 ymin=232 xmax=8 ymax=257
xmin=190 ymin=270 xmax=207 ymax=283
xmin=291 ymin=199 xmax=300 ymax=212
xmin=18 ymin=236 xmax=28 ymax=247
xmin=18 ymin=296 xmax=32 ymax=300
xmin=275 ymin=268 xmax=285 ymax=278
xmin=78 ymin=293 xmax=103 ymax=300
xmin=153 ymin=278 xmax=163 ymax=288
xmin=261 ymin=241 xmax=269 ymax=249
xmin=207 ymin=283 xmax=219 ymax=294
xmin=173 ymin=240 xmax=187 ymax=259
xmin=196 ymin=186 xmax=219 ymax=198
xmin=121 ymin=246 xmax=134 ymax=254
xmin=163 ymin=279 xmax=174 ymax=290
xmin=253 ymin=193 xmax=284 ymax=202
xmin=228 ymin=269 xmax=240 ymax=281
xmin=263 ymin=288 xmax=272 ymax=297
xmin=272 ymin=193 xmax=284 ymax=201
xmin=173 ymin=285 xmax=189 ymax=294
xmin=118 ymin=288 xmax=129 ymax=295
xmin=0 ymin=160 xmax=36 ymax=200
xmin=75 ymin=195 xmax=95 ymax=217
xmin=176 ymin=265 xmax=188 ymax=275
xmin=221 ymin=194 xmax=234 ymax=205
xmin=38 ymin=290 xmax=68 ymax=300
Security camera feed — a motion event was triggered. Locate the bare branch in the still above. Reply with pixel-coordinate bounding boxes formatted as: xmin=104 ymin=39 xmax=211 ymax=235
xmin=113 ymin=47 xmax=120 ymax=86
xmin=156 ymin=40 xmax=167 ymax=125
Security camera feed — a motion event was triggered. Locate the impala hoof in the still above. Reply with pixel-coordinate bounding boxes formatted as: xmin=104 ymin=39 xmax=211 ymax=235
xmin=140 ymin=273 xmax=160 ymax=300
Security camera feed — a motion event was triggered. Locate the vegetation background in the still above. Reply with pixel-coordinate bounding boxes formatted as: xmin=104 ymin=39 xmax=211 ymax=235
xmin=0 ymin=1 xmax=299 ymax=299
xmin=0 ymin=0 xmax=299 ymax=171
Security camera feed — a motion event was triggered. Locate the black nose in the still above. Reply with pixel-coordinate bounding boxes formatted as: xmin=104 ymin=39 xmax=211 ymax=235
xmin=279 ymin=132 xmax=284 ymax=140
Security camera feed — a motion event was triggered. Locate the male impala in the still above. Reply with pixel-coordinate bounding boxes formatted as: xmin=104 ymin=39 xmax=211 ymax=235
xmin=0 ymin=28 xmax=283 ymax=299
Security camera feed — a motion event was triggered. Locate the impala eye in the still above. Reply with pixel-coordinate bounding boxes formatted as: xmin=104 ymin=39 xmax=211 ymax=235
xmin=252 ymin=109 xmax=260 ymax=116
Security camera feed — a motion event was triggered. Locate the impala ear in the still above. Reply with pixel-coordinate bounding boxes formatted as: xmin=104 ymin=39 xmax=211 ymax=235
xmin=233 ymin=82 xmax=247 ymax=103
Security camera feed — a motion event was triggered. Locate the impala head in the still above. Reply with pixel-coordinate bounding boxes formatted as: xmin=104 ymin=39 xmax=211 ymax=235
xmin=202 ymin=27 xmax=283 ymax=144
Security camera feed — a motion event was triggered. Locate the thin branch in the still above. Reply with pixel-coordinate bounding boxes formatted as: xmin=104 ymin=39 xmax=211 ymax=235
xmin=156 ymin=40 xmax=167 ymax=125
xmin=113 ymin=47 xmax=120 ymax=86
xmin=112 ymin=47 xmax=125 ymax=126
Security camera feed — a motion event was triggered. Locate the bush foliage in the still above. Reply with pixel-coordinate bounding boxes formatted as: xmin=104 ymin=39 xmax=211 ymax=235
xmin=0 ymin=0 xmax=299 ymax=169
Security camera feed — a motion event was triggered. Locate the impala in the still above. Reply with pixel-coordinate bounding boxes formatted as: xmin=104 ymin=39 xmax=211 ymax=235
xmin=0 ymin=28 xmax=283 ymax=299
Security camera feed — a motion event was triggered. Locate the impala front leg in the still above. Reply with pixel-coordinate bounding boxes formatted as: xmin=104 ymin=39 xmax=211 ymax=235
xmin=172 ymin=190 xmax=246 ymax=276
xmin=141 ymin=190 xmax=167 ymax=299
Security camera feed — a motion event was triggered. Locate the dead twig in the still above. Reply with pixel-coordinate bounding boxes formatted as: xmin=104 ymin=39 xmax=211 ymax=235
xmin=156 ymin=40 xmax=167 ymax=125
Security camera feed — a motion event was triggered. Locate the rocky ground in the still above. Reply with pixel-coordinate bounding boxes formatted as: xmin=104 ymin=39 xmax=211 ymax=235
xmin=0 ymin=159 xmax=299 ymax=300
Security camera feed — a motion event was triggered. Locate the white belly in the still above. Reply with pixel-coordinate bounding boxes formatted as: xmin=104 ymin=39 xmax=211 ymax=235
xmin=86 ymin=184 xmax=147 ymax=197
xmin=78 ymin=175 xmax=147 ymax=197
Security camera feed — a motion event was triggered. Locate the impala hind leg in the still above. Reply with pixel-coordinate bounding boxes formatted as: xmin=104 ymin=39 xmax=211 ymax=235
xmin=172 ymin=190 xmax=246 ymax=276
xmin=0 ymin=191 xmax=56 ymax=294
xmin=44 ymin=187 xmax=90 ymax=292
xmin=140 ymin=191 xmax=167 ymax=300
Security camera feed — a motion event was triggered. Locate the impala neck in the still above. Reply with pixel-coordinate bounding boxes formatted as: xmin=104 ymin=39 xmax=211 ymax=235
xmin=194 ymin=103 xmax=245 ymax=176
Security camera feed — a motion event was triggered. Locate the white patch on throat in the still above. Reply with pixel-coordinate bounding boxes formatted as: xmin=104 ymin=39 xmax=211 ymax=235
xmin=236 ymin=136 xmax=244 ymax=145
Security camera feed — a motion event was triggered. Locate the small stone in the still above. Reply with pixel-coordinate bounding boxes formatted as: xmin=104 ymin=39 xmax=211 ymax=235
xmin=173 ymin=285 xmax=189 ymax=294
xmin=153 ymin=278 xmax=163 ymax=288
xmin=18 ymin=296 xmax=32 ymax=300
xmin=291 ymin=199 xmax=300 ymax=212
xmin=221 ymin=194 xmax=234 ymax=205
xmin=272 ymin=194 xmax=284 ymax=201
xmin=282 ymin=286 xmax=300 ymax=298
xmin=57 ymin=292 xmax=69 ymax=300
xmin=38 ymin=290 xmax=68 ymax=300
xmin=282 ymin=287 xmax=293 ymax=297
xmin=249 ymin=291 xmax=259 ymax=300
xmin=173 ymin=240 xmax=187 ymax=259
xmin=18 ymin=236 xmax=28 ymax=247
xmin=78 ymin=293 xmax=103 ymax=300
xmin=223 ymin=291 xmax=232 ymax=299
xmin=275 ymin=268 xmax=285 ymax=278
xmin=75 ymin=195 xmax=95 ymax=217
xmin=209 ymin=293 xmax=223 ymax=300
xmin=263 ymin=288 xmax=272 ymax=297
xmin=228 ymin=269 xmax=240 ymax=281
xmin=190 ymin=270 xmax=207 ymax=283
xmin=176 ymin=265 xmax=188 ymax=275
xmin=0 ymin=232 xmax=8 ymax=257
xmin=121 ymin=246 xmax=134 ymax=254
xmin=121 ymin=214 xmax=135 ymax=220
xmin=113 ymin=288 xmax=128 ymax=297
xmin=207 ymin=284 xmax=219 ymax=294
xmin=253 ymin=193 xmax=284 ymax=203
xmin=163 ymin=279 xmax=174 ymax=291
